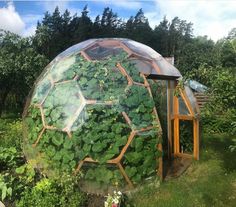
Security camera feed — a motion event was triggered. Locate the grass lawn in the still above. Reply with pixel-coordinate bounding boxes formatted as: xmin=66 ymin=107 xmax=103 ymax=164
xmin=128 ymin=133 xmax=236 ymax=207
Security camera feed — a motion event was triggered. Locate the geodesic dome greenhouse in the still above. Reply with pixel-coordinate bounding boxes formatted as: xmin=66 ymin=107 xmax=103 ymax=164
xmin=23 ymin=38 xmax=200 ymax=193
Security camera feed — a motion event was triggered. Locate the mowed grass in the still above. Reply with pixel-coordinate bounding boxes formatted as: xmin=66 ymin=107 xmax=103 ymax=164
xmin=128 ymin=133 xmax=236 ymax=207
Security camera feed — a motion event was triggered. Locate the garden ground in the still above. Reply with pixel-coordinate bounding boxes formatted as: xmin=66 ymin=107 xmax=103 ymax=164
xmin=127 ymin=133 xmax=236 ymax=207
xmin=0 ymin=117 xmax=236 ymax=207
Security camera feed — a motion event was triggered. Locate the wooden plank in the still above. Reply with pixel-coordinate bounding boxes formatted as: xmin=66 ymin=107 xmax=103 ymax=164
xmin=173 ymin=152 xmax=193 ymax=159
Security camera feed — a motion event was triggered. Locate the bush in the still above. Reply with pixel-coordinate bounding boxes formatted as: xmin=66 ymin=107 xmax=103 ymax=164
xmin=16 ymin=175 xmax=86 ymax=207
xmin=0 ymin=118 xmax=22 ymax=149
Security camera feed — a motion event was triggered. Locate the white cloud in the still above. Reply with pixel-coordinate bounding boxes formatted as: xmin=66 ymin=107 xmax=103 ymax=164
xmin=0 ymin=2 xmax=41 ymax=37
xmin=0 ymin=1 xmax=25 ymax=34
xmin=149 ymin=0 xmax=236 ymax=41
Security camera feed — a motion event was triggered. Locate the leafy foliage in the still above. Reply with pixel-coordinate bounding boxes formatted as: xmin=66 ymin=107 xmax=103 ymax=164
xmin=16 ymin=175 xmax=86 ymax=207
xmin=23 ymin=53 xmax=162 ymax=189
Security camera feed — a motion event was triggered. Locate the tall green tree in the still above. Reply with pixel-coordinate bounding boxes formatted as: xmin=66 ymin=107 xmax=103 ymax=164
xmin=70 ymin=5 xmax=93 ymax=43
xmin=0 ymin=31 xmax=48 ymax=115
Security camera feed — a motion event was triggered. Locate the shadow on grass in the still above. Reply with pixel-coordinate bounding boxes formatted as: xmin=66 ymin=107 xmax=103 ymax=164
xmin=202 ymin=133 xmax=236 ymax=173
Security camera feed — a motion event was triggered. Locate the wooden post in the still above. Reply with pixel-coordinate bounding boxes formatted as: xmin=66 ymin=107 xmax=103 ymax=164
xmin=167 ymin=80 xmax=172 ymax=158
xmin=193 ymin=119 xmax=199 ymax=160
xmin=173 ymin=92 xmax=179 ymax=154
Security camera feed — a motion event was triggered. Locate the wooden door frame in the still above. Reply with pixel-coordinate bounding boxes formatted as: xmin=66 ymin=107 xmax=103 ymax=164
xmin=167 ymin=80 xmax=199 ymax=160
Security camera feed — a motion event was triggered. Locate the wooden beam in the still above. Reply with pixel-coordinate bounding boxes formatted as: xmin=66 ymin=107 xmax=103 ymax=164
xmin=167 ymin=80 xmax=172 ymax=159
xmin=173 ymin=93 xmax=180 ymax=154
xmin=193 ymin=119 xmax=199 ymax=160
xmin=181 ymin=90 xmax=194 ymax=116
xmin=171 ymin=115 xmax=194 ymax=121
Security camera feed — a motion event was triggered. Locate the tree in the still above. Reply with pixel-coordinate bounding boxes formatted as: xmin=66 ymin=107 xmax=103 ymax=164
xmin=0 ymin=31 xmax=48 ymax=116
xmin=70 ymin=5 xmax=93 ymax=42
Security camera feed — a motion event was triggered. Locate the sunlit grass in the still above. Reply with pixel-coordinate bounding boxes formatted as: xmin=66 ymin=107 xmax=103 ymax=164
xmin=128 ymin=133 xmax=236 ymax=207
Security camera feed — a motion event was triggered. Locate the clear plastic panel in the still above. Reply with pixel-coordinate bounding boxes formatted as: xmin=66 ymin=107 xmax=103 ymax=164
xmin=148 ymin=80 xmax=168 ymax=154
xmin=155 ymin=57 xmax=182 ymax=77
xmin=55 ymin=39 xmax=97 ymax=60
xmin=42 ymin=81 xmax=85 ymax=129
xmin=128 ymin=59 xmax=153 ymax=75
xmin=184 ymin=86 xmax=199 ymax=114
xmin=122 ymin=39 xmax=161 ymax=59
xmin=50 ymin=55 xmax=77 ymax=83
xmin=178 ymin=96 xmax=190 ymax=115
xmin=188 ymin=80 xmax=207 ymax=93
xmin=76 ymin=54 xmax=128 ymax=101
xmin=31 ymin=75 xmax=52 ymax=105
xmin=85 ymin=44 xmax=124 ymax=60
xmin=119 ymin=85 xmax=155 ymax=130
xmin=121 ymin=60 xmax=145 ymax=84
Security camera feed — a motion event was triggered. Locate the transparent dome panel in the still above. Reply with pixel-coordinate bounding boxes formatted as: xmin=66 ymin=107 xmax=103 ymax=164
xmin=23 ymin=106 xmax=44 ymax=145
xmin=80 ymin=163 xmax=127 ymax=194
xmin=76 ymin=54 xmax=128 ymax=101
xmin=119 ymin=85 xmax=156 ymax=130
xmin=128 ymin=58 xmax=153 ymax=75
xmin=120 ymin=59 xmax=145 ymax=84
xmin=50 ymin=55 xmax=77 ymax=83
xmin=155 ymin=57 xmax=181 ymax=77
xmin=122 ymin=39 xmax=161 ymax=60
xmin=72 ymin=105 xmax=131 ymax=162
xmin=84 ymin=44 xmax=125 ymax=60
xmin=123 ymin=129 xmax=161 ymax=185
xmin=31 ymin=75 xmax=52 ymax=105
xmin=42 ymin=81 xmax=85 ymax=129
xmin=55 ymin=39 xmax=97 ymax=59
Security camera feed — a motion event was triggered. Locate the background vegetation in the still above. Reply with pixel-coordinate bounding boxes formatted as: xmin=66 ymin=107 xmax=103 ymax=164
xmin=0 ymin=5 xmax=235 ymax=207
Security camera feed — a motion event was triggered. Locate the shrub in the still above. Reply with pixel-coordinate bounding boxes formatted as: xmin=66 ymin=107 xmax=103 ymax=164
xmin=0 ymin=119 xmax=22 ymax=149
xmin=16 ymin=175 xmax=86 ymax=207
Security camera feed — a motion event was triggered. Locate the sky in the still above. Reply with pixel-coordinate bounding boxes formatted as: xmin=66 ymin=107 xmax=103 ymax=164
xmin=0 ymin=0 xmax=235 ymax=41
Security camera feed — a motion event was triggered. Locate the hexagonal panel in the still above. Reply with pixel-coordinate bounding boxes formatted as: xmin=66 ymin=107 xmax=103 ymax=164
xmin=76 ymin=57 xmax=128 ymax=101
xmin=71 ymin=105 xmax=131 ymax=162
xmin=119 ymin=85 xmax=155 ymax=130
xmin=84 ymin=42 xmax=126 ymax=60
xmin=42 ymin=81 xmax=85 ymax=130
xmin=50 ymin=55 xmax=77 ymax=83
xmin=31 ymin=74 xmax=52 ymax=105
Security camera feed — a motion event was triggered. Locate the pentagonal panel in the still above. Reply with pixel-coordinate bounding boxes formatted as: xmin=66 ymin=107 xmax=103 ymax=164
xmin=42 ymin=81 xmax=85 ymax=130
xmin=50 ymin=55 xmax=77 ymax=83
